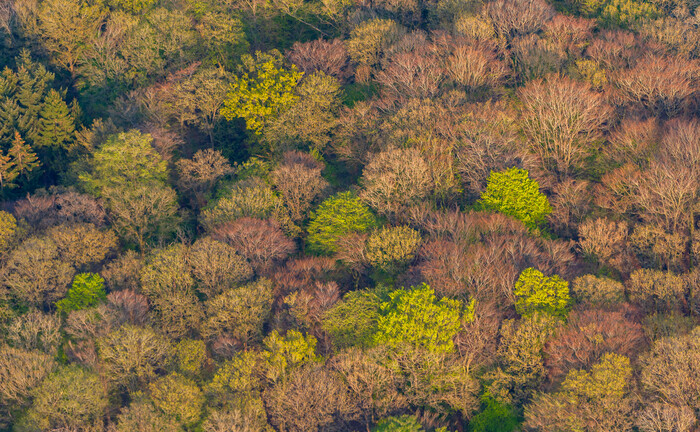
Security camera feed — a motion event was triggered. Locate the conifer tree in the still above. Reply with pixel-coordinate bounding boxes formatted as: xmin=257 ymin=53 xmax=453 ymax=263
xmin=35 ymin=89 xmax=75 ymax=149
xmin=15 ymin=51 xmax=54 ymax=143
xmin=0 ymin=71 xmax=19 ymax=143
xmin=0 ymin=151 xmax=17 ymax=189
xmin=9 ymin=131 xmax=40 ymax=180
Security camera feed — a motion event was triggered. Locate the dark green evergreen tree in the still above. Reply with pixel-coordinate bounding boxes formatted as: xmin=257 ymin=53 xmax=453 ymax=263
xmin=15 ymin=51 xmax=54 ymax=143
xmin=0 ymin=151 xmax=17 ymax=189
xmin=35 ymin=89 xmax=75 ymax=150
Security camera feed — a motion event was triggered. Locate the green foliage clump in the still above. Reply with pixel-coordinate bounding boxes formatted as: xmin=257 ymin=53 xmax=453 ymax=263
xmin=306 ymin=191 xmax=379 ymax=255
xmin=0 ymin=51 xmax=78 ymax=186
xmin=16 ymin=366 xmax=108 ymax=431
xmin=347 ymin=19 xmax=403 ymax=66
xmin=200 ymin=177 xmax=282 ymax=230
xmin=221 ymin=50 xmax=302 ymax=134
xmin=111 ymin=401 xmax=180 ymax=432
xmin=513 ymin=268 xmax=570 ymax=318
xmin=0 ymin=210 xmax=17 ymax=252
xmin=469 ymin=397 xmax=519 ymax=432
xmin=206 ymin=351 xmax=262 ymax=400
xmin=107 ymin=0 xmax=158 ymax=13
xmin=202 ymin=279 xmax=274 ymax=343
xmin=35 ymin=89 xmax=76 ymax=150
xmin=524 ymin=353 xmax=634 ymax=431
xmin=263 ymin=330 xmax=320 ymax=380
xmin=321 ymin=290 xmax=382 ymax=349
xmin=175 ymin=339 xmax=208 ymax=378
xmin=98 ymin=325 xmax=173 ymax=392
xmin=479 ymin=167 xmax=551 ymax=231
xmin=581 ymin=0 xmax=660 ymax=28
xmin=56 ymin=273 xmax=106 ymax=314
xmin=575 ymin=60 xmax=608 ymax=89
xmin=78 ymin=130 xmax=168 ymax=196
xmin=365 ymin=226 xmax=421 ymax=272
xmin=375 ymin=284 xmax=462 ymax=353
xmin=372 ymin=415 xmax=424 ymax=432
xmin=149 ymin=373 xmax=205 ymax=427
xmin=484 ymin=313 xmax=561 ymax=405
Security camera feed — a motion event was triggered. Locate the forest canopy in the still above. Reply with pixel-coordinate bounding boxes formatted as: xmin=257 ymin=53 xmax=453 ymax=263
xmin=1 ymin=0 xmax=700 ymax=430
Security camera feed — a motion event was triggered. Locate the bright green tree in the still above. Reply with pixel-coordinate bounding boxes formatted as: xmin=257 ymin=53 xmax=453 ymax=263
xmin=479 ymin=167 xmax=551 ymax=231
xmin=56 ymin=273 xmax=106 ymax=313
xmin=375 ymin=284 xmax=463 ymax=353
xmin=306 ymin=191 xmax=378 ymax=255
xmin=220 ymin=50 xmax=302 ymax=134
xmin=513 ymin=268 xmax=570 ymax=318
xmin=468 ymin=397 xmax=519 ymax=432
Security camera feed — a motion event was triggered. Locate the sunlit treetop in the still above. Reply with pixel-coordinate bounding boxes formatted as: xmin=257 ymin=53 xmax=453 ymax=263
xmin=514 ymin=268 xmax=571 ymax=319
xmin=374 ymin=283 xmax=470 ymax=353
xmin=479 ymin=167 xmax=552 ymax=231
xmin=221 ymin=50 xmax=303 ymax=135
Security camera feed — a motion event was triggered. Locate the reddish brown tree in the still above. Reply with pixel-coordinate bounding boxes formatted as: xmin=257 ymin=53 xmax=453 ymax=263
xmin=214 ymin=218 xmax=296 ymax=273
xmin=287 ymin=38 xmax=351 ymax=81
xmin=613 ymin=53 xmax=700 ymax=117
xmin=544 ymin=307 xmax=646 ymax=382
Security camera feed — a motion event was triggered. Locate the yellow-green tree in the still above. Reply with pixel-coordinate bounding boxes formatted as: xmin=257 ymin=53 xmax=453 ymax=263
xmin=524 ymin=353 xmax=635 ymax=431
xmin=306 ymin=191 xmax=378 ymax=255
xmin=374 ymin=284 xmax=464 ymax=353
xmin=479 ymin=167 xmax=551 ymax=231
xmin=149 ymin=373 xmax=205 ymax=427
xmin=0 ymin=210 xmax=17 ymax=252
xmin=15 ymin=366 xmax=108 ymax=431
xmin=221 ymin=50 xmax=302 ymax=134
xmin=263 ymin=330 xmax=320 ymax=381
xmin=365 ymin=226 xmax=421 ymax=273
xmin=513 ymin=268 xmax=571 ymax=318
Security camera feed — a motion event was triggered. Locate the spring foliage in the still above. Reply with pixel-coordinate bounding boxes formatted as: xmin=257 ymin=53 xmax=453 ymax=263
xmin=514 ymin=268 xmax=571 ymax=318
xmin=306 ymin=191 xmax=378 ymax=255
xmin=479 ymin=167 xmax=551 ymax=230
xmin=56 ymin=272 xmax=106 ymax=313
xmin=375 ymin=284 xmax=463 ymax=353
xmin=221 ymin=51 xmax=302 ymax=134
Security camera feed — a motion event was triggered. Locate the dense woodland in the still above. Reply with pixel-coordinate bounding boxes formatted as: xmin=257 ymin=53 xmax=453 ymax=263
xmin=1 ymin=0 xmax=700 ymax=430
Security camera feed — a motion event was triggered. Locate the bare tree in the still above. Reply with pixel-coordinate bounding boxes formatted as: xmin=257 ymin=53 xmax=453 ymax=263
xmin=287 ymin=38 xmax=351 ymax=81
xmin=613 ymin=53 xmax=700 ymax=117
xmin=485 ymin=0 xmax=554 ymax=40
xmin=519 ymin=74 xmax=611 ymax=178
xmin=213 ymin=218 xmax=296 ymax=273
